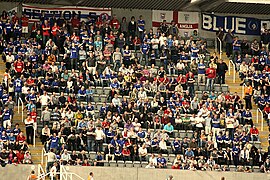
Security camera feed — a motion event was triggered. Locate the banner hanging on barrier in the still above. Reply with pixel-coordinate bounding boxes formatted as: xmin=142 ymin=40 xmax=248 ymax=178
xmin=22 ymin=4 xmax=111 ymax=22
xmin=152 ymin=11 xmax=199 ymax=37
xmin=201 ymin=13 xmax=262 ymax=35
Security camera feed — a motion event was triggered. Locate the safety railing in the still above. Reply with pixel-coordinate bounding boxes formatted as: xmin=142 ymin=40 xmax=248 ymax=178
xmin=242 ymin=83 xmax=247 ymax=98
xmin=37 ymin=164 xmax=46 ymax=180
xmin=216 ymin=37 xmax=222 ymax=59
xmin=257 ymin=108 xmax=264 ymax=131
xmin=228 ymin=60 xmax=236 ymax=83
xmin=41 ymin=148 xmax=47 ymax=166
xmin=60 ymin=165 xmax=85 ymax=180
xmin=37 ymin=172 xmax=50 ymax=180
xmin=17 ymin=97 xmax=24 ymax=123
xmin=33 ymin=128 xmax=36 ymax=147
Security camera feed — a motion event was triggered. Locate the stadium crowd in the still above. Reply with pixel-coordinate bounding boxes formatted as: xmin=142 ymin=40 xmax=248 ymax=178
xmin=0 ymin=9 xmax=268 ymax=176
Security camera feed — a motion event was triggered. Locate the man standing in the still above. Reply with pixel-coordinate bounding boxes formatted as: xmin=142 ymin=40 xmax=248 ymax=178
xmin=217 ymin=59 xmax=228 ymax=84
xmin=206 ymin=64 xmax=216 ymax=91
xmin=137 ymin=15 xmax=145 ymax=40
xmin=45 ymin=149 xmax=56 ymax=174
xmin=21 ymin=14 xmax=29 ymax=38
xmin=50 ymin=162 xmax=58 ymax=180
xmin=216 ymin=27 xmax=224 ymax=53
xmin=232 ymin=36 xmax=241 ymax=62
xmin=95 ymin=126 xmax=105 ymax=152
xmin=224 ymin=29 xmax=234 ymax=58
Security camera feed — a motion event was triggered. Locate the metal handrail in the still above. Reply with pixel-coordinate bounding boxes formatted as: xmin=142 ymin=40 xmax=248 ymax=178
xmin=257 ymin=108 xmax=264 ymax=131
xmin=33 ymin=128 xmax=36 ymax=147
xmin=60 ymin=165 xmax=85 ymax=180
xmin=228 ymin=60 xmax=236 ymax=83
xmin=217 ymin=37 xmax=222 ymax=59
xmin=242 ymin=83 xmax=247 ymax=98
xmin=37 ymin=164 xmax=46 ymax=180
xmin=17 ymin=97 xmax=24 ymax=123
xmin=41 ymin=148 xmax=47 ymax=165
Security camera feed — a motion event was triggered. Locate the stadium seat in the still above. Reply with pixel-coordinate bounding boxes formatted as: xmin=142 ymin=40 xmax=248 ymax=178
xmin=109 ymin=160 xmax=117 ymax=167
xmin=117 ymin=160 xmax=125 ymax=167
xmin=133 ymin=161 xmax=141 ymax=168
xmin=125 ymin=161 xmax=134 ymax=168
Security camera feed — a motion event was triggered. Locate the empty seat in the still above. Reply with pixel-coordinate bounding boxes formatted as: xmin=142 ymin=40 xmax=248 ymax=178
xmin=93 ymin=95 xmax=100 ymax=102
xmin=96 ymin=87 xmax=104 ymax=94
xmin=104 ymin=161 xmax=110 ymax=167
xmin=221 ymin=84 xmax=229 ymax=92
xmin=125 ymin=161 xmax=134 ymax=168
xmin=133 ymin=161 xmax=141 ymax=168
xmin=109 ymin=160 xmax=117 ymax=167
xmin=173 ymin=130 xmax=179 ymax=138
xmin=103 ymin=87 xmax=111 ymax=95
xmin=214 ymin=84 xmax=221 ymax=92
xmin=89 ymin=152 xmax=96 ymax=160
xmin=179 ymin=130 xmax=186 ymax=138
xmin=141 ymin=161 xmax=148 ymax=168
xmin=187 ymin=130 xmax=194 ymax=139
xmin=117 ymin=160 xmax=125 ymax=167
xmin=167 ymin=162 xmax=173 ymax=169
xmin=100 ymin=95 xmax=107 ymax=103
xmin=198 ymin=84 xmax=205 ymax=91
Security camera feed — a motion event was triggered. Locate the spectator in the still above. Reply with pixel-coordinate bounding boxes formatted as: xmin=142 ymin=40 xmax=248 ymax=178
xmin=250 ymin=125 xmax=259 ymax=142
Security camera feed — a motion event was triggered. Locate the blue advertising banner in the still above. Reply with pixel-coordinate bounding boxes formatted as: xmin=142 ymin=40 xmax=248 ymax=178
xmin=201 ymin=13 xmax=261 ymax=35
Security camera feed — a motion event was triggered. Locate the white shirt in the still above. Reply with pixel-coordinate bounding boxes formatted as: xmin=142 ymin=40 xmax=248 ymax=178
xmin=159 ymin=141 xmax=167 ymax=150
xmin=67 ymin=81 xmax=73 ymax=89
xmin=45 ymin=152 xmax=56 ymax=162
xmin=195 ymin=117 xmax=205 ymax=128
xmin=240 ymin=149 xmax=249 ymax=159
xmin=151 ymin=38 xmax=159 ymax=49
xmin=22 ymin=86 xmax=29 ymax=94
xmin=138 ymin=91 xmax=147 ymax=99
xmin=159 ymin=36 xmax=167 ymax=46
xmin=139 ymin=147 xmax=147 ymax=156
xmin=50 ymin=165 xmax=57 ymax=177
xmin=6 ymin=55 xmax=14 ymax=63
xmin=95 ymin=129 xmax=105 ymax=140
xmin=149 ymin=157 xmax=157 ymax=166
xmin=39 ymin=95 xmax=50 ymax=106
xmin=112 ymin=97 xmax=121 ymax=106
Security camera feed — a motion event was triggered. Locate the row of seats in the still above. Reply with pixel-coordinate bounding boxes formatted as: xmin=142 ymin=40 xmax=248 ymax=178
xmin=94 ymin=160 xmax=261 ymax=172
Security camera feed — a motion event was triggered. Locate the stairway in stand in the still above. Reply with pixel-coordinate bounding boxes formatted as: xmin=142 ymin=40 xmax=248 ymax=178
xmin=0 ymin=57 xmax=45 ymax=166
xmin=224 ymin=53 xmax=269 ymax=151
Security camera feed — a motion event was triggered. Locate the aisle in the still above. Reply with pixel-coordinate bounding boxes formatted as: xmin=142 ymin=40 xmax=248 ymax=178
xmin=223 ymin=53 xmax=268 ymax=150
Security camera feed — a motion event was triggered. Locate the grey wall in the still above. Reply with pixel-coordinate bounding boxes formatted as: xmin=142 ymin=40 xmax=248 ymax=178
xmin=67 ymin=166 xmax=270 ymax=180
xmin=0 ymin=164 xmax=38 ymax=179
xmin=112 ymin=8 xmax=153 ymax=31
xmin=0 ymin=2 xmax=21 ymax=16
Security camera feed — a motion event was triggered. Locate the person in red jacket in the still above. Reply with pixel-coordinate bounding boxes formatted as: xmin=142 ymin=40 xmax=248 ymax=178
xmin=42 ymin=20 xmax=50 ymax=45
xmin=110 ymin=15 xmax=120 ymax=30
xmin=71 ymin=15 xmax=80 ymax=34
xmin=250 ymin=125 xmax=259 ymax=141
xmin=16 ymin=150 xmax=24 ymax=163
xmin=13 ymin=57 xmax=24 ymax=76
xmin=17 ymin=131 xmax=26 ymax=144
xmin=122 ymin=146 xmax=131 ymax=161
xmin=172 ymin=162 xmax=180 ymax=169
xmin=206 ymin=63 xmax=216 ymax=91
xmin=51 ymin=22 xmax=60 ymax=43
xmin=21 ymin=14 xmax=29 ymax=36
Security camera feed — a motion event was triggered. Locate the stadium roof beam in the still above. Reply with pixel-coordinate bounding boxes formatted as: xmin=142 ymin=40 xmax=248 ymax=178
xmin=226 ymin=0 xmax=270 ymax=4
